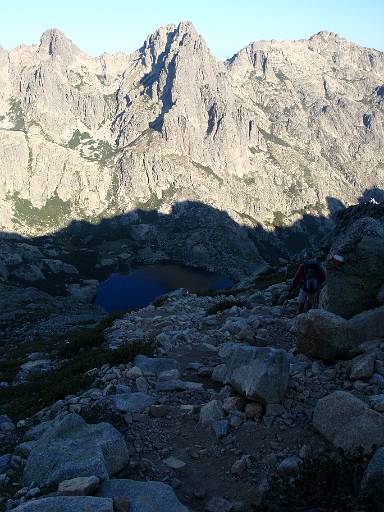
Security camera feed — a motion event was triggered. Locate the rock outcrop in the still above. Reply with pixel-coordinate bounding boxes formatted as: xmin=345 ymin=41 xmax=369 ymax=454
xmin=296 ymin=305 xmax=384 ymax=359
xmin=313 ymin=391 xmax=384 ymax=454
xmin=321 ymin=203 xmax=384 ymax=318
xmin=13 ymin=497 xmax=114 ymax=512
xmin=98 ymin=479 xmax=189 ymax=512
xmin=216 ymin=344 xmax=289 ymax=403
xmin=23 ymin=413 xmax=130 ymax=487
xmin=360 ymin=447 xmax=384 ymax=510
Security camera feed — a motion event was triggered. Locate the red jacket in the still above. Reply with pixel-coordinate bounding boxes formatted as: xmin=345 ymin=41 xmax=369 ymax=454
xmin=291 ymin=261 xmax=326 ymax=291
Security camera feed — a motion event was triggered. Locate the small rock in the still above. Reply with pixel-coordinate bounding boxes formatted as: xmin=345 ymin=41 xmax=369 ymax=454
xmin=212 ymin=419 xmax=230 ymax=439
xmin=205 ymin=496 xmax=233 ymax=512
xmin=198 ymin=367 xmax=213 ymax=377
xmin=277 ymin=456 xmax=301 ymax=477
xmin=350 ymin=352 xmax=377 ymax=380
xmin=222 ymin=396 xmax=244 ymax=413
xmin=135 ymin=376 xmax=148 ymax=393
xmin=126 ymin=366 xmax=143 ymax=379
xmin=245 ymin=402 xmax=263 ymax=420
xmin=369 ymin=394 xmax=384 ymax=412
xmin=57 ymin=476 xmax=100 ymax=496
xmin=150 ymin=405 xmax=169 ymax=418
xmin=163 ymin=457 xmax=186 ymax=470
xmin=231 ymin=455 xmax=251 ymax=475
xmin=230 ymin=411 xmax=246 ymax=428
xmin=200 ymin=400 xmax=224 ymax=426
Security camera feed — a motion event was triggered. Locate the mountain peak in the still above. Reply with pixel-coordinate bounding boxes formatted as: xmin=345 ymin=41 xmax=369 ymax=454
xmin=39 ymin=28 xmax=80 ymax=59
xmin=176 ymin=20 xmax=198 ymax=35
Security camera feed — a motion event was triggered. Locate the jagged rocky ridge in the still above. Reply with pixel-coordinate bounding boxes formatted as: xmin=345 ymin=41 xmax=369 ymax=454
xmin=0 ymin=22 xmax=383 ymax=242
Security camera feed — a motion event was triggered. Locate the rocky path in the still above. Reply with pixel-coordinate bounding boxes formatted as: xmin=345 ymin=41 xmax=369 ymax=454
xmin=1 ymin=281 xmax=384 ymax=511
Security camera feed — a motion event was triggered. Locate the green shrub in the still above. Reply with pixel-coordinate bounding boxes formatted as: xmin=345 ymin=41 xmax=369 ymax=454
xmin=0 ymin=338 xmax=153 ymax=421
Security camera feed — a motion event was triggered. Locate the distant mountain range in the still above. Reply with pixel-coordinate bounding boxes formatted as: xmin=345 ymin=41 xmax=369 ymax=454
xmin=0 ymin=22 xmax=383 ymax=236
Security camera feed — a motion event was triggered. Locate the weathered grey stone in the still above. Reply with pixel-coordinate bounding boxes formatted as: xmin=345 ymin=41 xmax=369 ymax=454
xmin=349 ymin=306 xmax=384 ymax=343
xmin=112 ymin=392 xmax=155 ymax=413
xmin=212 ymin=419 xmax=230 ymax=439
xmin=313 ymin=391 xmax=384 ymax=454
xmin=200 ymin=400 xmax=225 ymax=426
xmin=361 ymin=447 xmax=384 ymax=510
xmin=163 ymin=457 xmax=186 ymax=470
xmin=217 ymin=344 xmax=289 ymax=403
xmin=222 ymin=396 xmax=245 ymax=413
xmin=295 ymin=309 xmax=355 ymax=360
xmin=97 ymin=478 xmax=189 ymax=511
xmin=322 ymin=213 xmax=384 ymax=319
xmin=12 ymin=496 xmax=113 ymax=512
xmin=369 ymin=395 xmax=384 ymax=412
xmin=23 ymin=413 xmax=129 ymax=487
xmin=277 ymin=456 xmax=301 ymax=477
xmin=134 ymin=355 xmax=177 ymax=375
xmin=57 ymin=476 xmax=100 ymax=496
xmin=211 ymin=364 xmax=228 ymax=382
xmin=23 ymin=421 xmax=52 ymax=441
xmin=350 ymin=352 xmax=377 ymax=380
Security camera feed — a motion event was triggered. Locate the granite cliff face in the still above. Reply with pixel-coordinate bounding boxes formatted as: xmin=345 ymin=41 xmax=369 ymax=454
xmin=0 ymin=22 xmax=383 ymax=237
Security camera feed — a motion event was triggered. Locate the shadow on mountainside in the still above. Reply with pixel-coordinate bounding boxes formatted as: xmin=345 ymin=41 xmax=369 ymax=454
xmin=1 ymin=189 xmax=383 ymax=298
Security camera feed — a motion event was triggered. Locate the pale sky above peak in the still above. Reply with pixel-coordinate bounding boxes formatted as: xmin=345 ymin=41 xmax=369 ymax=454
xmin=1 ymin=0 xmax=383 ymax=60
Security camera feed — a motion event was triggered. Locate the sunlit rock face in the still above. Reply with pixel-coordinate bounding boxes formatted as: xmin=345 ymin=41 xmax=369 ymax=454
xmin=0 ymin=24 xmax=383 ymax=236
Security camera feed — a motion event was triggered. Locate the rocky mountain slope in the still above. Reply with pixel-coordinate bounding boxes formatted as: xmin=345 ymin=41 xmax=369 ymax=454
xmin=0 ymin=22 xmax=383 ymax=239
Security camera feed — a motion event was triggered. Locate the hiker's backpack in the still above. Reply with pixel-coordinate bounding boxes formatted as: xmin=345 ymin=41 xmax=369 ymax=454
xmin=302 ymin=260 xmax=322 ymax=293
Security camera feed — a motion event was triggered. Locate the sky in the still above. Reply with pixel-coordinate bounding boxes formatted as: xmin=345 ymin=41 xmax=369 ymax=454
xmin=1 ymin=0 xmax=383 ymax=60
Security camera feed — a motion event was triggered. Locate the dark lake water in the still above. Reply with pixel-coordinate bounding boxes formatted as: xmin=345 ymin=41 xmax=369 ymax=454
xmin=94 ymin=264 xmax=232 ymax=313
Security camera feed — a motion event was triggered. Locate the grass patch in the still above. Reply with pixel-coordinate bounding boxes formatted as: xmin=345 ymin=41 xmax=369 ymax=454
xmin=0 ymin=314 xmax=154 ymax=421
xmin=58 ymin=312 xmax=125 ymax=357
xmin=135 ymin=189 xmax=163 ymax=211
xmin=275 ymin=69 xmax=288 ymax=81
xmin=259 ymin=127 xmax=290 ymax=148
xmin=12 ymin=192 xmax=72 ymax=229
xmin=255 ymin=451 xmax=368 ymax=512
xmin=97 ymin=74 xmax=108 ymax=85
xmin=8 ymin=97 xmax=25 ymax=131
xmin=67 ymin=130 xmax=91 ymax=149
xmin=272 ymin=211 xmax=286 ymax=227
xmin=191 ymin=160 xmax=224 ymax=185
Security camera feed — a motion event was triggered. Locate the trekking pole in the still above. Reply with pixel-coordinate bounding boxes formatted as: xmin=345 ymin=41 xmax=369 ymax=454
xmin=281 ymin=298 xmax=289 ymax=317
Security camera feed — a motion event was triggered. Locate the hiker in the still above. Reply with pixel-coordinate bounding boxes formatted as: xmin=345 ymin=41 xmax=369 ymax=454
xmin=289 ymin=251 xmax=326 ymax=314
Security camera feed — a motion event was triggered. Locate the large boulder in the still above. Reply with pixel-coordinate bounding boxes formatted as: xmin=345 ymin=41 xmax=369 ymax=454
xmin=296 ymin=306 xmax=384 ymax=360
xmin=321 ymin=205 xmax=384 ymax=319
xmin=360 ymin=447 xmax=384 ymax=511
xmin=23 ymin=413 xmax=129 ymax=487
xmin=12 ymin=497 xmax=113 ymax=512
xmin=313 ymin=391 xmax=384 ymax=454
xmin=295 ymin=309 xmax=354 ymax=359
xmin=216 ymin=344 xmax=289 ymax=403
xmin=98 ymin=479 xmax=189 ymax=511
xmin=349 ymin=305 xmax=384 ymax=342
